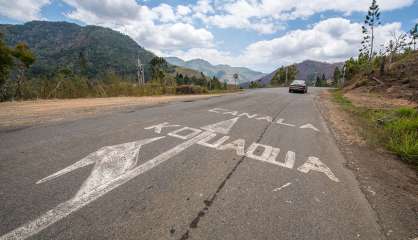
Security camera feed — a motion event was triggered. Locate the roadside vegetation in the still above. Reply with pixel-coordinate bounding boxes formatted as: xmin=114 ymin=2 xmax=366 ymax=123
xmin=328 ymin=1 xmax=418 ymax=166
xmin=340 ymin=0 xmax=418 ymax=102
xmin=332 ymin=90 xmax=418 ymax=166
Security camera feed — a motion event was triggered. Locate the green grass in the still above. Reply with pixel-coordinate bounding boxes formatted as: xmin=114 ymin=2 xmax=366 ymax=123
xmin=333 ymin=90 xmax=353 ymax=109
xmin=331 ymin=90 xmax=418 ymax=165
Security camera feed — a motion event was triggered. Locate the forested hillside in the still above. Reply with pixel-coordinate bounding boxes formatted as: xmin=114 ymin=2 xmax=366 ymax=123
xmin=0 ymin=21 xmax=233 ymax=101
xmin=0 ymin=21 xmax=156 ymax=80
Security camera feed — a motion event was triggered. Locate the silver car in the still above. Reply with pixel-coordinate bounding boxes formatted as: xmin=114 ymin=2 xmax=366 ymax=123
xmin=289 ymin=80 xmax=308 ymax=93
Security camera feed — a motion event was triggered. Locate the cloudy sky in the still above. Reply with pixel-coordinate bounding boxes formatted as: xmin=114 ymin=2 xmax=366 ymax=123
xmin=0 ymin=0 xmax=417 ymax=72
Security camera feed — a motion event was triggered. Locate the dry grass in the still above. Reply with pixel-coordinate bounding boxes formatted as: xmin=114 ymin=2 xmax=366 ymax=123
xmin=0 ymin=94 xmax=221 ymax=127
xmin=344 ymin=91 xmax=417 ymax=109
xmin=318 ymin=91 xmax=366 ymax=145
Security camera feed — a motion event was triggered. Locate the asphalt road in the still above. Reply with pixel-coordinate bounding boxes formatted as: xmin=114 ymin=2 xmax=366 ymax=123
xmin=0 ymin=88 xmax=384 ymax=240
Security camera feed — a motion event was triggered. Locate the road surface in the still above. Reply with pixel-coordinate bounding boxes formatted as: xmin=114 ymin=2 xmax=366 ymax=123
xmin=0 ymin=88 xmax=384 ymax=240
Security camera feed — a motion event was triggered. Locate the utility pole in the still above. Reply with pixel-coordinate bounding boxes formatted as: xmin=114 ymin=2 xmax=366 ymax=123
xmin=137 ymin=56 xmax=144 ymax=86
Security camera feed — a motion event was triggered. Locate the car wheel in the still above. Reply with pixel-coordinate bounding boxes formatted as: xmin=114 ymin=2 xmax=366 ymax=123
xmin=289 ymin=89 xmax=292 ymax=93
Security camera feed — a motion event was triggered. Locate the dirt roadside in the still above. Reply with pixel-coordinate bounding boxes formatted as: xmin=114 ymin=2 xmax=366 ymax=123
xmin=0 ymin=94 xmax=225 ymax=128
xmin=317 ymin=90 xmax=418 ymax=240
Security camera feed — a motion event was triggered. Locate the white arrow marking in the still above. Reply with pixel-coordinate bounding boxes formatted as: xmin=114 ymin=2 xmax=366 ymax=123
xmin=0 ymin=130 xmax=214 ymax=240
xmin=297 ymin=156 xmax=340 ymax=182
xmin=37 ymin=138 xmax=164 ymax=185
xmin=299 ymin=123 xmax=320 ymax=132
xmin=1 ymin=117 xmax=241 ymax=240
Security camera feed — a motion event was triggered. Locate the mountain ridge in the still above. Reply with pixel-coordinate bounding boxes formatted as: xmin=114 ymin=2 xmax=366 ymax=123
xmin=165 ymin=56 xmax=266 ymax=84
xmin=244 ymin=60 xmax=344 ymax=87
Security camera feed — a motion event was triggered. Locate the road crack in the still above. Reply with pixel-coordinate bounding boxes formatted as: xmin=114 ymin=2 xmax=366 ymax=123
xmin=178 ymin=99 xmax=294 ymax=240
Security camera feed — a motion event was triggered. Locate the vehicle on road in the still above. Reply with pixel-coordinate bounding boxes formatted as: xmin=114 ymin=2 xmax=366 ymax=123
xmin=289 ymin=80 xmax=308 ymax=93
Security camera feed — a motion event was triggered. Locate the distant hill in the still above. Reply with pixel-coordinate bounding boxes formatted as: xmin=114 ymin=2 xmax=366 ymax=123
xmin=0 ymin=21 xmax=204 ymax=82
xmin=243 ymin=60 xmax=344 ymax=87
xmin=166 ymin=57 xmax=266 ymax=84
xmin=0 ymin=21 xmax=158 ymax=80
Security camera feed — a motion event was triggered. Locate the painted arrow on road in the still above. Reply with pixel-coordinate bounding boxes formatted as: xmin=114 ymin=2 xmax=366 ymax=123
xmin=0 ymin=118 xmax=239 ymax=240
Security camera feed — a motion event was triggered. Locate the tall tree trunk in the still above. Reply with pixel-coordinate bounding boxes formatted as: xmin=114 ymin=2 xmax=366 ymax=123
xmin=369 ymin=26 xmax=374 ymax=62
xmin=15 ymin=67 xmax=25 ymax=99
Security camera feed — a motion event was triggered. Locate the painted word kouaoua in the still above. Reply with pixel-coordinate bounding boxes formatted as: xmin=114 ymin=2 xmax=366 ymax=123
xmin=145 ymin=118 xmax=339 ymax=183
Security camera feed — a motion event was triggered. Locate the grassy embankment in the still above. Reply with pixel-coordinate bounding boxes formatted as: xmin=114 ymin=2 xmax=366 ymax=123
xmin=332 ymin=90 xmax=418 ymax=166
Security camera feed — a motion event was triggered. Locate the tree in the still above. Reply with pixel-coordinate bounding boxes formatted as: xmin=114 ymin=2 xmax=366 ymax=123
xmin=12 ymin=43 xmax=35 ymax=99
xmin=271 ymin=66 xmax=285 ymax=86
xmin=384 ymin=31 xmax=408 ymax=64
xmin=175 ymin=73 xmax=182 ymax=85
xmin=0 ymin=33 xmax=13 ymax=89
xmin=209 ymin=76 xmax=221 ymax=90
xmin=316 ymin=75 xmax=321 ymax=87
xmin=333 ymin=67 xmax=341 ymax=83
xmin=233 ymin=73 xmax=239 ymax=87
xmin=149 ymin=57 xmax=168 ymax=85
xmin=361 ymin=0 xmax=381 ymax=61
xmin=286 ymin=64 xmax=298 ymax=83
xmin=78 ymin=51 xmax=88 ymax=76
xmin=271 ymin=65 xmax=298 ymax=86
xmin=409 ymin=23 xmax=418 ymax=50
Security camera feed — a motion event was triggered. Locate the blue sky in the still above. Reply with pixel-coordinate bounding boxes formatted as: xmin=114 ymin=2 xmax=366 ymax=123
xmin=0 ymin=0 xmax=417 ymax=72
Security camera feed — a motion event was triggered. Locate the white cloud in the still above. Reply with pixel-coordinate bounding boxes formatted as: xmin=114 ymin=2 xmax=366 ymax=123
xmin=0 ymin=0 xmax=50 ymax=21
xmin=0 ymin=0 xmax=412 ymax=73
xmin=152 ymin=4 xmax=177 ymax=23
xmin=177 ymin=5 xmax=192 ymax=16
xmin=170 ymin=18 xmax=404 ymax=72
xmin=169 ymin=48 xmax=236 ymax=65
xmin=62 ymin=0 xmax=214 ymax=52
xmin=193 ymin=0 xmax=214 ymax=14
xmin=195 ymin=0 xmax=414 ymax=34
xmin=240 ymin=18 xmax=403 ymax=71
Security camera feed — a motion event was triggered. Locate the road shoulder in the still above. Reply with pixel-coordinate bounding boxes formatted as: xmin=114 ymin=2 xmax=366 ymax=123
xmin=0 ymin=94 xmax=228 ymax=129
xmin=317 ymin=90 xmax=418 ymax=240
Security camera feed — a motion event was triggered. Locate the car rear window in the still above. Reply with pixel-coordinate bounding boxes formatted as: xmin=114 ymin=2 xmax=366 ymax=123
xmin=291 ymin=80 xmax=305 ymax=85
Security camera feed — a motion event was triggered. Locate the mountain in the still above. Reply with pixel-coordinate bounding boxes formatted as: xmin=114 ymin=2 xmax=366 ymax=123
xmin=0 ymin=21 xmax=204 ymax=82
xmin=245 ymin=60 xmax=344 ymax=87
xmin=166 ymin=57 xmax=266 ymax=84
xmin=0 ymin=21 xmax=158 ymax=80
